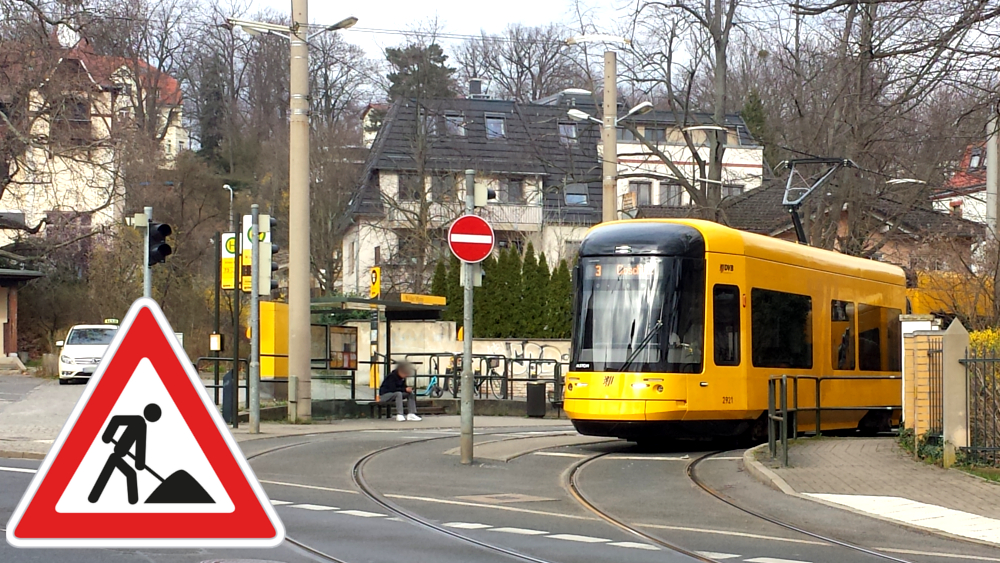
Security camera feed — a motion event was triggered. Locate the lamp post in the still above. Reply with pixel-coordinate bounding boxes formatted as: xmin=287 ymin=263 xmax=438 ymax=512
xmin=566 ymin=35 xmax=631 ymax=223
xmin=567 ymin=100 xmax=653 ymax=214
xmin=229 ymin=11 xmax=357 ymax=422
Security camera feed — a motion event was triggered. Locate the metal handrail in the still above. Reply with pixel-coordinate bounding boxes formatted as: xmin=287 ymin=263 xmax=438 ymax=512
xmin=768 ymin=374 xmax=902 ymax=466
xmin=196 ymin=356 xmax=249 ymax=408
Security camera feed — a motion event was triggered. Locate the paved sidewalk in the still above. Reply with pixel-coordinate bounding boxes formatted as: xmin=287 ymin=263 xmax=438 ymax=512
xmin=0 ymin=374 xmax=569 ymax=459
xmin=745 ymin=437 xmax=1000 ymax=545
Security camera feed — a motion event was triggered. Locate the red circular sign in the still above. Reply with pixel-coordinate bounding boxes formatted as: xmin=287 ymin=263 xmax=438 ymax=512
xmin=448 ymin=215 xmax=495 ymax=263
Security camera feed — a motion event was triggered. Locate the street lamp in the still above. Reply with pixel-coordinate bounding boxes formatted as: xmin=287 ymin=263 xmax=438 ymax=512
xmin=565 ymin=34 xmax=630 ymax=223
xmin=222 ymin=184 xmax=234 ymax=232
xmin=568 ymin=101 xmax=653 ymax=126
xmin=229 ymin=11 xmax=357 ymax=423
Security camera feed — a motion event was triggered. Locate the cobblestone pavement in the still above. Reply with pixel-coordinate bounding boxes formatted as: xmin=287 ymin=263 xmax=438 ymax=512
xmin=765 ymin=437 xmax=1000 ymax=520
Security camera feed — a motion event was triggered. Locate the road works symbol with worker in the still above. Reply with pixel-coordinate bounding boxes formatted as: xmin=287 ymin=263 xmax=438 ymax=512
xmin=6 ymin=297 xmax=283 ymax=548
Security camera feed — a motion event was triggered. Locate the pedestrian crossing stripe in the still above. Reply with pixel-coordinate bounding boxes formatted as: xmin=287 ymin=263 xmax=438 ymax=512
xmin=5 ymin=298 xmax=284 ymax=548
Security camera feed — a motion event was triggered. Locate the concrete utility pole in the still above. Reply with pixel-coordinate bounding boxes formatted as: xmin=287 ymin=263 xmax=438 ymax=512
xmin=987 ymin=113 xmax=998 ymax=235
xmin=288 ymin=0 xmax=311 ymax=421
xmin=602 ymin=51 xmax=618 ymax=223
xmin=249 ymin=204 xmax=261 ymax=434
xmin=460 ymin=170 xmax=475 ymax=465
xmin=143 ymin=206 xmax=153 ymax=298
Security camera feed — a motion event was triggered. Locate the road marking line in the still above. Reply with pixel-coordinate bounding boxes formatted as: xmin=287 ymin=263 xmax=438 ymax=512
xmin=533 ymin=452 xmax=589 ymax=458
xmin=338 ymin=509 xmax=386 ymax=518
xmin=701 ymin=456 xmax=743 ymax=460
xmin=0 ymin=466 xmax=37 ymax=474
xmin=546 ymin=533 xmax=610 ymax=543
xmin=636 ymin=523 xmax=827 ymax=546
xmin=488 ymin=527 xmax=548 ymax=535
xmin=443 ymin=522 xmax=493 ymax=529
xmin=260 ymin=479 xmax=359 ymax=495
xmin=606 ymin=455 xmax=690 ymax=461
xmin=386 ymin=493 xmax=596 ymax=520
xmin=609 ymin=541 xmax=659 ymax=550
xmin=270 ymin=500 xmax=293 ymax=506
xmin=805 ymin=494 xmax=1000 ymax=545
xmin=695 ymin=552 xmax=740 ymax=560
xmin=290 ymin=503 xmax=338 ymax=511
xmin=878 ymin=547 xmax=1000 ymax=561
xmin=745 ymin=558 xmax=812 ymax=563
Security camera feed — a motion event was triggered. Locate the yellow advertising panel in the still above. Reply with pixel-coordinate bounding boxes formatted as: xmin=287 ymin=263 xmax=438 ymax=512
xmin=369 ymin=267 xmax=381 ymax=299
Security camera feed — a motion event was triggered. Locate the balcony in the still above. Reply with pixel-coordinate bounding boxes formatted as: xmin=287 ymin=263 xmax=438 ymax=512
xmin=479 ymin=203 xmax=543 ymax=232
xmin=385 ymin=201 xmax=463 ymax=229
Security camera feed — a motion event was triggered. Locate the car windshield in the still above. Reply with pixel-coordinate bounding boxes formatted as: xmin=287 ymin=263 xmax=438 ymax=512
xmin=572 ymin=256 xmax=705 ymax=373
xmin=66 ymin=328 xmax=117 ymax=346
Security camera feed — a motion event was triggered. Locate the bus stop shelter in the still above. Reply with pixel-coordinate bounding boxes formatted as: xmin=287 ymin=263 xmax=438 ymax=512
xmin=310 ymin=293 xmax=445 ymax=386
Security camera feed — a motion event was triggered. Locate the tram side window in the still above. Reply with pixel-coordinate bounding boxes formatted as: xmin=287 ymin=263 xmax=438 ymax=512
xmin=714 ymin=285 xmax=741 ymax=366
xmin=858 ymin=304 xmax=903 ymax=371
xmin=751 ymin=288 xmax=813 ymax=369
xmin=831 ymin=300 xmax=855 ymax=370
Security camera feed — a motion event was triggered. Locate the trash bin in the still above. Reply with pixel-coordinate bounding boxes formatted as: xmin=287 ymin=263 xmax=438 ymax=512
xmin=526 ymin=381 xmax=546 ymax=418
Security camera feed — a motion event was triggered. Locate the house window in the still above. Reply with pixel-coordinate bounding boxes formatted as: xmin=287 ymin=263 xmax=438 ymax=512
xmin=347 ymin=241 xmax=356 ymax=274
xmin=616 ymin=127 xmax=635 ymax=142
xmin=53 ymin=96 xmax=91 ymax=143
xmin=660 ymin=183 xmax=683 ymax=206
xmin=398 ymin=173 xmax=423 ymax=201
xmin=497 ymin=236 xmax=524 ymax=254
xmin=969 ymin=148 xmax=984 ymax=170
xmin=445 ymin=113 xmax=465 ymax=136
xmin=644 ymin=127 xmax=666 ymax=143
xmin=564 ymin=183 xmax=589 ymax=206
xmin=722 ymin=184 xmax=744 ymax=199
xmin=165 ymin=140 xmax=172 ymax=155
xmin=629 ymin=181 xmax=652 ymax=206
xmin=418 ymin=108 xmax=437 ymax=136
xmin=498 ymin=179 xmax=524 ymax=204
xmin=431 ymin=174 xmax=456 ymax=202
xmin=558 ymin=122 xmax=578 ymax=145
xmin=486 ymin=114 xmax=506 ymax=139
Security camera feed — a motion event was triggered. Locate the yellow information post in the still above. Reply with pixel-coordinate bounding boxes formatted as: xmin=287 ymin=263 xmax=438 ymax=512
xmin=221 ymin=233 xmax=237 ymax=290
xmin=369 ymin=267 xmax=381 ymax=299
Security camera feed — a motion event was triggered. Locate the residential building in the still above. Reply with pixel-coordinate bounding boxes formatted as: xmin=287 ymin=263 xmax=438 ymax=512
xmin=0 ymin=34 xmax=186 ymax=247
xmin=341 ymin=92 xmax=602 ymax=294
xmin=932 ymin=143 xmax=987 ymax=224
xmin=534 ymin=90 xmax=765 ymax=212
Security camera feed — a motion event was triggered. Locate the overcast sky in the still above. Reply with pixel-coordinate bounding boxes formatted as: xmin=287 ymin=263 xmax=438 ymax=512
xmin=255 ymin=0 xmax=627 ymax=58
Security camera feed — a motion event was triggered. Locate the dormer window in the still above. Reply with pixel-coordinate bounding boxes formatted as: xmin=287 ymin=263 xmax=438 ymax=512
xmin=445 ymin=113 xmax=466 ymax=136
xmin=564 ymin=183 xmax=589 ymax=206
xmin=486 ymin=114 xmax=506 ymax=139
xmin=969 ymin=148 xmax=983 ymax=170
xmin=559 ymin=122 xmax=578 ymax=145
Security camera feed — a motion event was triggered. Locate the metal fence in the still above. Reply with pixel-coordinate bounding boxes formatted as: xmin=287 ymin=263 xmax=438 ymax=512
xmin=962 ymin=349 xmax=1000 ymax=465
xmin=927 ymin=336 xmax=944 ymax=440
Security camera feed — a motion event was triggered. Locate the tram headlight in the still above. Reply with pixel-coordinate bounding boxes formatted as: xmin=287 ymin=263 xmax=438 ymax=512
xmin=631 ymin=382 xmax=649 ymax=390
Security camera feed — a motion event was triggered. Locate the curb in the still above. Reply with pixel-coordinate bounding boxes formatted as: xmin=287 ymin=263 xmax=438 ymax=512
xmin=0 ymin=449 xmax=45 ymax=460
xmin=741 ymin=441 xmax=1000 ymax=549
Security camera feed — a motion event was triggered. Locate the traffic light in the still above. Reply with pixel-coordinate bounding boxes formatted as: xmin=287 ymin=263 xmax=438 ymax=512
xmin=147 ymin=222 xmax=172 ymax=266
xmin=260 ymin=215 xmax=279 ymax=294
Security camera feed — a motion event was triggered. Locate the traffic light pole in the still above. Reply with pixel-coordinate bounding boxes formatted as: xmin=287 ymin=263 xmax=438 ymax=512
xmin=143 ymin=206 xmax=152 ymax=299
xmin=249 ymin=205 xmax=260 ymax=434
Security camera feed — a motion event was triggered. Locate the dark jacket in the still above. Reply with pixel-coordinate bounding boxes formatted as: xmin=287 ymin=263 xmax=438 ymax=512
xmin=379 ymin=369 xmax=408 ymax=396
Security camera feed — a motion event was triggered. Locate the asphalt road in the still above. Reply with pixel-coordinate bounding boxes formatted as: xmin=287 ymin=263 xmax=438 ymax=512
xmin=3 ymin=426 xmax=1000 ymax=563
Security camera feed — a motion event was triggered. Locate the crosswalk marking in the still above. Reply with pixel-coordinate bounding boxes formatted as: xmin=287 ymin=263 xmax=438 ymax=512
xmin=605 ymin=455 xmax=690 ymax=461
xmin=695 ymin=552 xmax=740 ymax=560
xmin=745 ymin=557 xmax=812 ymax=563
xmin=608 ymin=541 xmax=659 ymax=550
xmin=290 ymin=503 xmax=338 ymax=511
xmin=488 ymin=527 xmax=548 ymax=535
xmin=443 ymin=522 xmax=492 ymax=529
xmin=546 ymin=533 xmax=610 ymax=543
xmin=0 ymin=466 xmax=37 ymax=474
xmin=533 ymin=452 xmax=589 ymax=458
xmin=338 ymin=509 xmax=386 ymax=518
xmin=270 ymin=500 xmax=293 ymax=506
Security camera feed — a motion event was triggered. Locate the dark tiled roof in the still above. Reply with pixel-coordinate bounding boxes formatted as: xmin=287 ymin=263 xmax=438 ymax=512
xmin=348 ymin=97 xmax=604 ymax=224
xmin=637 ymin=180 xmax=982 ymax=239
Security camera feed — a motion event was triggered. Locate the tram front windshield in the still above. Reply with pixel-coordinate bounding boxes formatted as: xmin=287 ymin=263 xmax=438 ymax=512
xmin=572 ymin=256 xmax=705 ymax=373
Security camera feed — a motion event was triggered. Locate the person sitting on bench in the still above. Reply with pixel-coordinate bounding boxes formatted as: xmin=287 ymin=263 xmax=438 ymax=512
xmin=378 ymin=361 xmax=421 ymax=421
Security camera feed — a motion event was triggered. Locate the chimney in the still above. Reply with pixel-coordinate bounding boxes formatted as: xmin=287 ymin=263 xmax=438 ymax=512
xmin=950 ymin=199 xmax=963 ymax=218
xmin=468 ymin=78 xmax=487 ymax=99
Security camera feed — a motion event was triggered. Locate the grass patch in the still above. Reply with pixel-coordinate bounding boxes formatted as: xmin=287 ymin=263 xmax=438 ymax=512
xmin=961 ymin=465 xmax=1000 ymax=484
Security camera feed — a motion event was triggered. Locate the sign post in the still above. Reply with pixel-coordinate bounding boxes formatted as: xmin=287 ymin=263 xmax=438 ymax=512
xmin=450 ymin=170 xmax=495 ymax=466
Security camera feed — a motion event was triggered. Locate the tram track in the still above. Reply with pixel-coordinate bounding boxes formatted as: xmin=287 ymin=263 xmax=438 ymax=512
xmin=562 ymin=447 xmax=920 ymax=563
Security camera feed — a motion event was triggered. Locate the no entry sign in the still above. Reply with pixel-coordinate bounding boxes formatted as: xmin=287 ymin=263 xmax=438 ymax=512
xmin=448 ymin=215 xmax=495 ymax=263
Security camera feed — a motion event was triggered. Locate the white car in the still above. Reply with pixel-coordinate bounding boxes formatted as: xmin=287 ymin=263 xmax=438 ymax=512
xmin=57 ymin=324 xmax=119 ymax=385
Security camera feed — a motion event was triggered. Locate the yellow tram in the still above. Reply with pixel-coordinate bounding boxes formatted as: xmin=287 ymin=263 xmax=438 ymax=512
xmin=564 ymin=219 xmax=905 ymax=442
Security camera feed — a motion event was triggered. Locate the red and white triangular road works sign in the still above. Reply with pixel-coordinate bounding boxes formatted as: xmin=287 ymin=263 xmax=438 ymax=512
xmin=6 ymin=298 xmax=284 ymax=548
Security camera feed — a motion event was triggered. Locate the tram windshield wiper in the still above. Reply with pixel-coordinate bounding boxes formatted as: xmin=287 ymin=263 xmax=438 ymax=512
xmin=619 ymin=320 xmax=663 ymax=372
